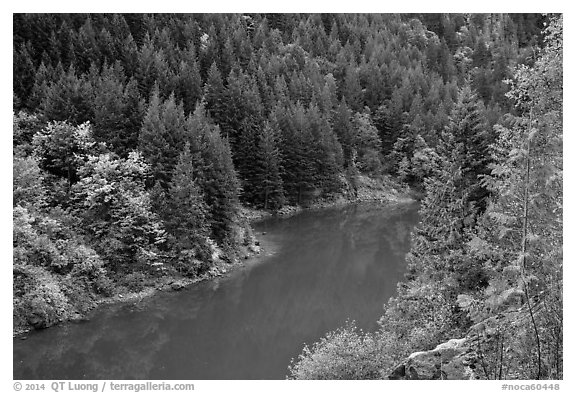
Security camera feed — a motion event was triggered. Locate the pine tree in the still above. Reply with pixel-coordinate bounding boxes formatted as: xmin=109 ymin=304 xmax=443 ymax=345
xmin=13 ymin=42 xmax=36 ymax=110
xmin=135 ymin=33 xmax=170 ymax=97
xmin=202 ymin=129 xmax=241 ymax=245
xmin=175 ymin=57 xmax=202 ymax=115
xmin=343 ymin=62 xmax=363 ymax=112
xmin=75 ymin=17 xmax=101 ymax=74
xmin=203 ymin=62 xmax=227 ymax=131
xmin=166 ymin=143 xmax=211 ymax=267
xmin=351 ymin=112 xmax=382 ymax=174
xmin=138 ymin=87 xmax=187 ymax=186
xmin=27 ymin=61 xmax=52 ymax=110
xmin=277 ymin=102 xmax=317 ymax=204
xmin=332 ymin=97 xmax=355 ymax=164
xmin=254 ymin=122 xmax=285 ymax=210
xmin=229 ymin=74 xmax=265 ymax=204
xmin=92 ymin=63 xmax=145 ymax=156
xmin=307 ymin=103 xmax=343 ymax=193
xmin=183 ymin=103 xmax=241 ymax=246
xmin=442 ymin=84 xmax=493 ymax=214
xmin=40 ymin=65 xmax=93 ymax=124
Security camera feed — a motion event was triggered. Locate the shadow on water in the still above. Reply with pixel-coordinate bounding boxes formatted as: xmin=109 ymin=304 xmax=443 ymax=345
xmin=13 ymin=202 xmax=420 ymax=380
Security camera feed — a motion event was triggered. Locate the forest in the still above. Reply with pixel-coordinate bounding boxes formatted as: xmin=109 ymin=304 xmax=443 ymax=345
xmin=13 ymin=13 xmax=562 ymax=379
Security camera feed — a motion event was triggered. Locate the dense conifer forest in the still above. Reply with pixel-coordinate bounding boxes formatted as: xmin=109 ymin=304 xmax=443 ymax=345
xmin=13 ymin=13 xmax=562 ymax=379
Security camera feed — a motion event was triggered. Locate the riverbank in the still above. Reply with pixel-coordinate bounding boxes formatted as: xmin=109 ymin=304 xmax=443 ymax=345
xmin=15 ymin=174 xmax=413 ymax=338
xmin=241 ymin=174 xmax=415 ymax=222
xmin=14 ymin=194 xmax=421 ymax=380
xmin=14 ymin=233 xmax=264 ymax=338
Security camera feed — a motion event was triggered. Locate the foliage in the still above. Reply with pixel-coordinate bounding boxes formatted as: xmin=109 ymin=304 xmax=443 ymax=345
xmin=462 ymin=15 xmax=563 ymax=379
xmin=288 ymin=322 xmax=387 ymax=380
xmin=32 ymin=121 xmax=104 ymax=187
xmin=13 ymin=156 xmax=46 ymax=208
xmin=290 ymin=14 xmax=561 ymax=380
xmin=164 ymin=144 xmax=212 ymax=273
xmin=13 ymin=15 xmax=560 ymax=375
xmin=70 ymin=151 xmax=166 ymax=272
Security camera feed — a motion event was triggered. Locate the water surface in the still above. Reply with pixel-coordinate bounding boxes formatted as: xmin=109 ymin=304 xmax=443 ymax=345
xmin=13 ymin=202 xmax=419 ymax=379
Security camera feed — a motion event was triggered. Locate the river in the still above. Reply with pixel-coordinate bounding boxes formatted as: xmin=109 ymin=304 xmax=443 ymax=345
xmin=13 ymin=202 xmax=419 ymax=380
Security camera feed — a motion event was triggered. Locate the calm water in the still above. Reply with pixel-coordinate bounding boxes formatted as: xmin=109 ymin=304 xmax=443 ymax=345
xmin=13 ymin=202 xmax=419 ymax=380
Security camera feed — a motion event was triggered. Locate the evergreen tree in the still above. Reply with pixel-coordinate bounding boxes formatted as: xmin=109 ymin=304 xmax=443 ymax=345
xmin=175 ymin=57 xmax=202 ymax=115
xmin=138 ymin=87 xmax=187 ymax=186
xmin=75 ymin=17 xmax=101 ymax=74
xmin=165 ymin=144 xmax=211 ymax=272
xmin=332 ymin=98 xmax=354 ymax=166
xmin=442 ymin=84 xmax=493 ymax=214
xmin=202 ymin=129 xmax=241 ymax=246
xmin=183 ymin=103 xmax=241 ymax=246
xmin=203 ymin=62 xmax=227 ymax=131
xmin=92 ymin=65 xmax=145 ymax=157
xmin=254 ymin=122 xmax=285 ymax=210
xmin=27 ymin=61 xmax=52 ymax=110
xmin=40 ymin=65 xmax=93 ymax=124
xmin=276 ymin=102 xmax=317 ymax=204
xmin=351 ymin=112 xmax=382 ymax=174
xmin=307 ymin=103 xmax=344 ymax=193
xmin=13 ymin=42 xmax=36 ymax=110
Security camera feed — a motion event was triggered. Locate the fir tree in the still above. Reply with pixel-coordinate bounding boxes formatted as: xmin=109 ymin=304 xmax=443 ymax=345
xmin=254 ymin=122 xmax=285 ymax=210
xmin=442 ymin=84 xmax=493 ymax=214
xmin=166 ymin=143 xmax=211 ymax=268
xmin=138 ymin=87 xmax=187 ymax=186
xmin=40 ymin=65 xmax=93 ymax=124
xmin=203 ymin=62 xmax=227 ymax=131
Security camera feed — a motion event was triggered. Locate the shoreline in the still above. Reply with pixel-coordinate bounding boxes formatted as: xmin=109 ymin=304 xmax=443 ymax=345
xmin=242 ymin=174 xmax=416 ymax=222
xmin=14 ymin=175 xmax=414 ymax=338
xmin=13 ymin=253 xmax=257 ymax=338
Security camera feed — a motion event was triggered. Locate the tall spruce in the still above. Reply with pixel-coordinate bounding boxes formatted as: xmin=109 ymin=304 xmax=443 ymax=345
xmin=166 ymin=143 xmax=211 ymax=266
xmin=254 ymin=121 xmax=285 ymax=210
xmin=138 ymin=87 xmax=187 ymax=186
xmin=183 ymin=103 xmax=241 ymax=246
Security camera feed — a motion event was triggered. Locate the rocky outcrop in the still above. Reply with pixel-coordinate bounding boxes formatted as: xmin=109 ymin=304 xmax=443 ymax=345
xmin=388 ymin=338 xmax=481 ymax=380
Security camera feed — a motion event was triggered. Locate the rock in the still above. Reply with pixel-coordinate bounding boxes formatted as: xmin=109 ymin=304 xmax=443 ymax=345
xmin=261 ymin=232 xmax=267 ymax=235
xmin=248 ymin=244 xmax=261 ymax=254
xmin=28 ymin=314 xmax=48 ymax=329
xmin=118 ymin=294 xmax=123 ymax=298
xmin=388 ymin=338 xmax=478 ymax=380
xmin=170 ymin=282 xmax=185 ymax=291
xmin=254 ymin=240 xmax=260 ymax=246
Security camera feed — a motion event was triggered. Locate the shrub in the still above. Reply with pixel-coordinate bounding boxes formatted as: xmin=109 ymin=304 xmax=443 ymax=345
xmin=119 ymin=272 xmax=148 ymax=292
xmin=288 ymin=321 xmax=388 ymax=380
xmin=13 ymin=265 xmax=69 ymax=329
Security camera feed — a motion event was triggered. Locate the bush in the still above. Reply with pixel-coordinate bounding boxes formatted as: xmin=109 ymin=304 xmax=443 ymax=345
xmin=119 ymin=272 xmax=148 ymax=292
xmin=288 ymin=322 xmax=388 ymax=380
xmin=92 ymin=274 xmax=116 ymax=296
xmin=173 ymin=250 xmax=208 ymax=277
xmin=13 ymin=265 xmax=69 ymax=329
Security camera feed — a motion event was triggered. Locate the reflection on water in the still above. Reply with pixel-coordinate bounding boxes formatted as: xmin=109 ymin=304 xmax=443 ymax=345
xmin=14 ymin=202 xmax=419 ymax=380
